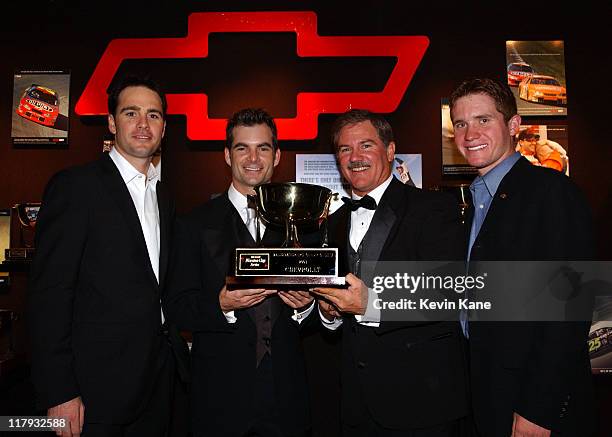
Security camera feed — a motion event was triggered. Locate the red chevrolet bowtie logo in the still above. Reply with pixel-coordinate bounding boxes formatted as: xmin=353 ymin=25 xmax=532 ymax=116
xmin=75 ymin=11 xmax=428 ymax=140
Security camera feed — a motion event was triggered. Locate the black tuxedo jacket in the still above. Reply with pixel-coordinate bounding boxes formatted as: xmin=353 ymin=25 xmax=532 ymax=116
xmin=466 ymin=157 xmax=595 ymax=436
xmin=327 ymin=178 xmax=469 ymax=429
xmin=166 ymin=192 xmax=313 ymax=437
xmin=28 ymin=154 xmax=187 ymax=424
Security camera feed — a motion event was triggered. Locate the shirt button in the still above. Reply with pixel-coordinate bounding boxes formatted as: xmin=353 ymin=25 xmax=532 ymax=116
xmin=479 ymin=204 xmax=484 ymax=209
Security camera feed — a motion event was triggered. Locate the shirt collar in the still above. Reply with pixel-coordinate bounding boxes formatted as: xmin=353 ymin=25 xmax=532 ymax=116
xmin=109 ymin=147 xmax=159 ymax=185
xmin=228 ymin=183 xmax=249 ymax=211
xmin=471 ymin=152 xmax=521 ymax=198
xmin=352 ymin=174 xmax=394 ymax=204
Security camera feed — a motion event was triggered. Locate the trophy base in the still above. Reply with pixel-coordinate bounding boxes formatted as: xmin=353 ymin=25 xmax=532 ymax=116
xmin=226 ymin=275 xmax=345 ymax=290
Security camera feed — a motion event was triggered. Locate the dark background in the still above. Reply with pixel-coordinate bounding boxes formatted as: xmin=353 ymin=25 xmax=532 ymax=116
xmin=0 ymin=0 xmax=610 ymax=435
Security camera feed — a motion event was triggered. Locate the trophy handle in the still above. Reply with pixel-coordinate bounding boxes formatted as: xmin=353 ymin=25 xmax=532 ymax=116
xmin=320 ymin=193 xmax=334 ymax=248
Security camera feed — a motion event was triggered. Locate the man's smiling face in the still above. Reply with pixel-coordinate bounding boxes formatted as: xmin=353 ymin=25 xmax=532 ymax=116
xmin=108 ymin=85 xmax=165 ymax=163
xmin=336 ymin=120 xmax=395 ymax=197
xmin=225 ymin=123 xmax=280 ymax=195
xmin=451 ymin=92 xmax=520 ymax=176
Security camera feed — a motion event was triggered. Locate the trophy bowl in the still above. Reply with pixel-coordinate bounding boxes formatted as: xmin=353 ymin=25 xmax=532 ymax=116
xmin=253 ymin=183 xmax=332 ymax=248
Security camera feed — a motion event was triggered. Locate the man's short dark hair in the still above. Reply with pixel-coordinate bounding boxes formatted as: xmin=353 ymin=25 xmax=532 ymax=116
xmin=226 ymin=108 xmax=278 ymax=150
xmin=449 ymin=78 xmax=517 ymax=123
xmin=107 ymin=75 xmax=167 ymax=118
xmin=518 ymin=130 xmax=536 ymax=141
xmin=331 ymin=109 xmax=394 ymax=151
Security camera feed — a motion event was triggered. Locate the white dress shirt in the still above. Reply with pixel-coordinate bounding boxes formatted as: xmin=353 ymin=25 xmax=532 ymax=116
xmin=225 ymin=184 xmax=314 ymax=324
xmin=320 ymin=174 xmax=395 ymax=330
xmin=228 ymin=183 xmax=266 ymax=241
xmin=109 ymin=147 xmax=163 ymax=322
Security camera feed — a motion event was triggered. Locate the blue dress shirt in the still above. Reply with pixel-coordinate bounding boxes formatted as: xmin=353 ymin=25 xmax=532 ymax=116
xmin=462 ymin=152 xmax=521 ymax=336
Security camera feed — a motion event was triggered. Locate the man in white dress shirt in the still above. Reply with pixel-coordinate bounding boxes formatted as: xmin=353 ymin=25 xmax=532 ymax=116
xmin=312 ymin=109 xmax=469 ymax=436
xmin=166 ymin=108 xmax=316 ymax=437
xmin=29 ymin=76 xmax=187 ymax=437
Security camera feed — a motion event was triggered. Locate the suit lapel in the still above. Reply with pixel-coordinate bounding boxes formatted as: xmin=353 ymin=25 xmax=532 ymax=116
xmin=361 ymin=179 xmax=401 ymax=266
xmin=471 ymin=157 xmax=526 ymax=252
xmin=202 ymin=194 xmax=243 ymax=277
xmin=464 ymin=203 xmax=475 ymax=253
xmin=96 ymin=155 xmax=158 ymax=289
xmin=202 ymin=194 xmax=260 ymax=325
xmin=157 ymin=180 xmax=171 ymax=289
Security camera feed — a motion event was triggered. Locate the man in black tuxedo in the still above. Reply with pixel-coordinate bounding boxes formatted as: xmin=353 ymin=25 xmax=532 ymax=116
xmin=166 ymin=108 xmax=315 ymax=437
xmin=312 ymin=110 xmax=469 ymax=436
xmin=29 ymin=76 xmax=188 ymax=436
xmin=449 ymin=78 xmax=595 ymax=436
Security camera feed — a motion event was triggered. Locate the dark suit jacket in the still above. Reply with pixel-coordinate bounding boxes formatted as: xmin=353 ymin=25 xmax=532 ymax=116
xmin=467 ymin=157 xmax=595 ymax=436
xmin=28 ymin=154 xmax=186 ymax=424
xmin=166 ymin=192 xmax=313 ymax=437
xmin=327 ymin=178 xmax=469 ymax=429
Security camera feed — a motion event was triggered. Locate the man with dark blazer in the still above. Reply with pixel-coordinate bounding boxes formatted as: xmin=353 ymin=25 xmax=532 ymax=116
xmin=29 ymin=76 xmax=188 ymax=437
xmin=312 ymin=110 xmax=469 ymax=436
xmin=166 ymin=108 xmax=314 ymax=437
xmin=449 ymin=78 xmax=595 ymax=436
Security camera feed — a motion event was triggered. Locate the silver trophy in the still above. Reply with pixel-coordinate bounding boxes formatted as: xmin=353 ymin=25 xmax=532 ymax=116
xmin=6 ymin=203 xmax=41 ymax=260
xmin=227 ymin=183 xmax=344 ymax=289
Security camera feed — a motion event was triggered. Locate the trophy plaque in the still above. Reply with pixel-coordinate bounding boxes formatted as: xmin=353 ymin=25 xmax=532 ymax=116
xmin=6 ymin=203 xmax=41 ymax=261
xmin=226 ymin=183 xmax=345 ymax=289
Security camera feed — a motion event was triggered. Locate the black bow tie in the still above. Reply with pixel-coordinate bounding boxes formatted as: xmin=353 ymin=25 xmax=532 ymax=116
xmin=341 ymin=195 xmax=377 ymax=211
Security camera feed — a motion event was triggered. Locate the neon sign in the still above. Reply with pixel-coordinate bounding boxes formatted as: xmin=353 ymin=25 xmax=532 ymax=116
xmin=75 ymin=11 xmax=428 ymax=140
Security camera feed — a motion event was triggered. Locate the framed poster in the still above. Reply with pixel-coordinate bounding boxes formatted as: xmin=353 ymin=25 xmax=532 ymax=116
xmin=441 ymin=99 xmax=477 ymax=176
xmin=11 ymin=70 xmax=70 ymax=147
xmin=506 ymin=41 xmax=567 ymax=116
xmin=590 ymin=298 xmax=612 ymax=374
xmin=515 ymin=125 xmax=569 ymax=175
xmin=295 ymin=153 xmax=422 ymax=214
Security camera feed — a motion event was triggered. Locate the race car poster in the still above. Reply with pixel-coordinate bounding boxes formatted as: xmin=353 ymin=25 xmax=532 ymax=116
xmin=506 ymin=41 xmax=567 ymax=117
xmin=515 ymin=125 xmax=569 ymax=175
xmin=11 ymin=70 xmax=70 ymax=146
xmin=441 ymin=99 xmax=477 ymax=176
xmin=590 ymin=297 xmax=612 ymax=374
xmin=295 ymin=153 xmax=422 ymax=214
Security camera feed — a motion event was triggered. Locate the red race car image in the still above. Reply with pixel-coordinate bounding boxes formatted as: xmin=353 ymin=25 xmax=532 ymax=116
xmin=507 ymin=62 xmax=535 ymax=86
xmin=16 ymin=84 xmax=60 ymax=127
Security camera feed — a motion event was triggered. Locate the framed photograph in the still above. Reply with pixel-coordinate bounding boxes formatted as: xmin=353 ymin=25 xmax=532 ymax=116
xmin=441 ymin=99 xmax=477 ymax=176
xmin=391 ymin=154 xmax=422 ymax=188
xmin=295 ymin=153 xmax=422 ymax=213
xmin=590 ymin=298 xmax=612 ymax=374
xmin=11 ymin=70 xmax=70 ymax=147
xmin=515 ymin=125 xmax=569 ymax=175
xmin=506 ymin=41 xmax=567 ymax=116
